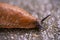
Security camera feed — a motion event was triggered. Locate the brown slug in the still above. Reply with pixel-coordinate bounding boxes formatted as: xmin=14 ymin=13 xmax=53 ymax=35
xmin=0 ymin=3 xmax=50 ymax=29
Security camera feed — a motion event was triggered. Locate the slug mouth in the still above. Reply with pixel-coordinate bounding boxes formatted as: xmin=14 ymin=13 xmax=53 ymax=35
xmin=35 ymin=21 xmax=44 ymax=31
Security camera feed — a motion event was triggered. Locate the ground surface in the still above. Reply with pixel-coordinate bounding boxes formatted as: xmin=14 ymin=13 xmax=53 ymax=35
xmin=0 ymin=0 xmax=59 ymax=40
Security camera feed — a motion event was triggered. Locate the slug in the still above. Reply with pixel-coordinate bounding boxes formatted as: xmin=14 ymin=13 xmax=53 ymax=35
xmin=0 ymin=3 xmax=50 ymax=29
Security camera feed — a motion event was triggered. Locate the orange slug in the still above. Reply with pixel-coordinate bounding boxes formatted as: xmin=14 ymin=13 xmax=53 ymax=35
xmin=0 ymin=3 xmax=50 ymax=29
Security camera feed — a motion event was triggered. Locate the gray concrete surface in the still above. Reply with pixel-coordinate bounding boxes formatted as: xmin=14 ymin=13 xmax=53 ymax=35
xmin=0 ymin=0 xmax=59 ymax=40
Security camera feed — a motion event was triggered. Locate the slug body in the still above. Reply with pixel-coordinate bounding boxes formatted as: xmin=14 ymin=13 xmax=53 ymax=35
xmin=0 ymin=3 xmax=39 ymax=28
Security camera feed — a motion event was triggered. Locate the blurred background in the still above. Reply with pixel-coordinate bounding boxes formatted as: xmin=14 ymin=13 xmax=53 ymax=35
xmin=0 ymin=0 xmax=59 ymax=40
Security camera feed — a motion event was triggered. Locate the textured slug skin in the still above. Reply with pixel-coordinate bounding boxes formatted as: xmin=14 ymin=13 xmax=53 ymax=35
xmin=0 ymin=3 xmax=38 ymax=28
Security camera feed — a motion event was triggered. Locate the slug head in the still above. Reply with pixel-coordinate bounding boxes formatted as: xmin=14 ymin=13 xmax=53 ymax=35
xmin=34 ymin=15 xmax=51 ymax=31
